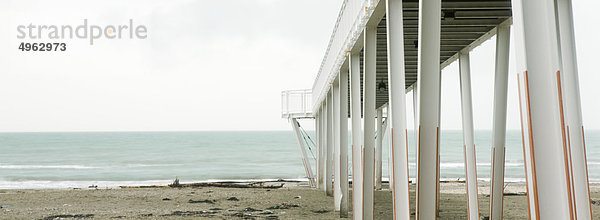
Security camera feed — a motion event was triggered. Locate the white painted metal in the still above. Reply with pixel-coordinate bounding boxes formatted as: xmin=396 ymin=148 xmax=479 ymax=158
xmin=458 ymin=51 xmax=479 ymax=220
xmin=512 ymin=1 xmax=536 ymax=217
xmin=556 ymin=0 xmax=592 ymax=219
xmin=326 ymin=91 xmax=334 ymax=196
xmin=322 ymin=106 xmax=327 ymax=191
xmin=291 ymin=118 xmax=316 ymax=188
xmin=323 ymin=107 xmax=328 ymax=190
xmin=334 ymin=81 xmax=342 ymax=210
xmin=339 ymin=65 xmax=350 ymax=218
xmin=386 ymin=0 xmax=411 ymax=218
xmin=362 ymin=25 xmax=377 ymax=220
xmin=281 ymin=89 xmax=312 ymax=119
xmin=387 ymin=107 xmax=395 ymax=191
xmin=375 ymin=108 xmax=383 ymax=190
xmin=513 ymin=0 xmax=575 ymax=219
xmin=489 ymin=24 xmax=510 ymax=220
xmin=416 ymin=0 xmax=442 ymax=219
xmin=311 ymin=0 xmax=380 ymax=112
xmin=350 ymin=52 xmax=364 ymax=220
xmin=322 ymin=104 xmax=328 ymax=192
xmin=412 ymin=83 xmax=419 ymax=186
xmin=317 ymin=108 xmax=324 ymax=189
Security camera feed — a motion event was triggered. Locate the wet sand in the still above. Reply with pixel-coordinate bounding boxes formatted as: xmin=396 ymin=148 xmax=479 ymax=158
xmin=1 ymin=182 xmax=599 ymax=219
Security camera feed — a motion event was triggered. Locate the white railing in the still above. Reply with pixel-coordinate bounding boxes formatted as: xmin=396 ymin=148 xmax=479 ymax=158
xmin=281 ymin=89 xmax=313 ymax=118
xmin=311 ymin=0 xmax=380 ymax=113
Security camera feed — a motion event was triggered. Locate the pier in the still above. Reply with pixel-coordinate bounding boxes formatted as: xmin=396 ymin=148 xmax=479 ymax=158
xmin=282 ymin=0 xmax=591 ymax=219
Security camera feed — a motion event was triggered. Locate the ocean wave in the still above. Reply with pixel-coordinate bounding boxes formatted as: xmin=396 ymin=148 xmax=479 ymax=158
xmin=0 ymin=164 xmax=99 ymax=169
xmin=0 ymin=180 xmax=172 ymax=189
xmin=124 ymin=163 xmax=184 ymax=168
xmin=0 ymin=178 xmax=309 ymax=189
xmin=0 ymin=163 xmax=185 ymax=169
xmin=405 ymin=162 xmax=524 ymax=168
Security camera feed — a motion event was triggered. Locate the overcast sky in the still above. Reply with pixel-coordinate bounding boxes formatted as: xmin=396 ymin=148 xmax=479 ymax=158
xmin=0 ymin=0 xmax=598 ymax=132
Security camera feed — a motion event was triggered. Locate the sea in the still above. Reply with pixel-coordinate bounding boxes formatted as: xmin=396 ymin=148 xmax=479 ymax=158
xmin=0 ymin=130 xmax=599 ymax=189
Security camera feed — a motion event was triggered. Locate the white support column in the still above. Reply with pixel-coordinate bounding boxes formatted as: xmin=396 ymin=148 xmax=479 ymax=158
xmin=375 ymin=108 xmax=383 ymax=190
xmin=350 ymin=52 xmax=364 ymax=220
xmin=416 ymin=0 xmax=441 ymax=219
xmin=322 ymin=104 xmax=328 ymax=192
xmin=387 ymin=106 xmax=395 ymax=191
xmin=319 ymin=106 xmax=325 ymax=190
xmin=334 ymin=81 xmax=342 ymax=210
xmin=291 ymin=118 xmax=316 ymax=188
xmin=315 ymin=112 xmax=320 ymax=188
xmin=513 ymin=0 xmax=575 ymax=219
xmin=326 ymin=91 xmax=334 ymax=196
xmin=316 ymin=108 xmax=322 ymax=189
xmin=556 ymin=0 xmax=592 ymax=219
xmin=413 ymin=84 xmax=419 ymax=179
xmin=458 ymin=51 xmax=479 ymax=220
xmin=386 ymin=0 xmax=411 ymax=218
xmin=339 ymin=67 xmax=350 ymax=218
xmin=489 ymin=24 xmax=510 ymax=220
xmin=363 ymin=25 xmax=377 ymax=220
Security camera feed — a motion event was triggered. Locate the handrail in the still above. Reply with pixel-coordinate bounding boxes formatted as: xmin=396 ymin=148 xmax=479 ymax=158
xmin=281 ymin=89 xmax=313 ymax=119
xmin=311 ymin=0 xmax=380 ymax=113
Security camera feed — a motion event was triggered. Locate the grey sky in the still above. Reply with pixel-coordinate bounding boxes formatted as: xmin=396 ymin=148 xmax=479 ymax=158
xmin=0 ymin=0 xmax=598 ymax=132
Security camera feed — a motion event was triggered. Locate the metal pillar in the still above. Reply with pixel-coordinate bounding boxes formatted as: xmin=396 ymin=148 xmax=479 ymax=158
xmin=339 ymin=67 xmax=350 ymax=218
xmin=489 ymin=24 xmax=510 ymax=220
xmin=363 ymin=25 xmax=377 ymax=220
xmin=334 ymin=81 xmax=342 ymax=210
xmin=387 ymin=0 xmax=411 ymax=218
xmin=317 ymin=108 xmax=324 ymax=189
xmin=350 ymin=52 xmax=364 ymax=220
xmin=387 ymin=106 xmax=394 ymax=191
xmin=413 ymin=83 xmax=419 ymax=189
xmin=556 ymin=0 xmax=592 ymax=218
xmin=416 ymin=0 xmax=441 ymax=219
xmin=315 ymin=112 xmax=320 ymax=188
xmin=375 ymin=108 xmax=383 ymax=190
xmin=321 ymin=104 xmax=326 ymax=191
xmin=326 ymin=91 xmax=334 ymax=196
xmin=322 ymin=106 xmax=327 ymax=191
xmin=513 ymin=0 xmax=575 ymax=219
xmin=458 ymin=51 xmax=479 ymax=220
xmin=291 ymin=118 xmax=316 ymax=188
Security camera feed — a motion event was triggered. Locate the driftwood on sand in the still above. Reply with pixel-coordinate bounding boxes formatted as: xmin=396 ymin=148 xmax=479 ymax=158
xmin=120 ymin=178 xmax=284 ymax=189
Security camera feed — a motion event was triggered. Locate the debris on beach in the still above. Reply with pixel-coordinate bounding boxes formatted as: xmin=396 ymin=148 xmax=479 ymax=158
xmin=42 ymin=214 xmax=94 ymax=220
xmin=503 ymin=192 xmax=526 ymax=196
xmin=227 ymin=197 xmax=239 ymax=201
xmin=229 ymin=212 xmax=254 ymax=218
xmin=267 ymin=203 xmax=299 ymax=210
xmin=162 ymin=198 xmax=171 ymax=201
xmin=121 ymin=180 xmax=284 ymax=189
xmin=312 ymin=209 xmax=329 ymax=214
xmin=161 ymin=210 xmax=217 ymax=217
xmin=169 ymin=178 xmax=181 ymax=187
xmin=244 ymin=207 xmax=261 ymax=212
xmin=188 ymin=199 xmax=215 ymax=204
xmin=260 ymin=210 xmax=274 ymax=215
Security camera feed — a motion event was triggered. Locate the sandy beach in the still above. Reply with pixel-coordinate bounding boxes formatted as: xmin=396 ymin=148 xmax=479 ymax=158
xmin=1 ymin=181 xmax=599 ymax=219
